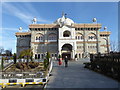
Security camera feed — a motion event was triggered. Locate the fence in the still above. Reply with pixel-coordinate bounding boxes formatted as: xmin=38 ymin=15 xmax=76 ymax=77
xmin=0 ymin=59 xmax=53 ymax=88
xmin=2 ymin=72 xmax=44 ymax=79
xmin=84 ymin=52 xmax=120 ymax=81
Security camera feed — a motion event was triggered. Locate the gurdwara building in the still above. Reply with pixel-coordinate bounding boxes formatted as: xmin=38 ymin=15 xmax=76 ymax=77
xmin=15 ymin=14 xmax=111 ymax=60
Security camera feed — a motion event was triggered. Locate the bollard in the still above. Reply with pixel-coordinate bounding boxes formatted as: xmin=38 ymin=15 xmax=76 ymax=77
xmin=2 ymin=84 xmax=6 ymax=88
xmin=22 ymin=83 xmax=25 ymax=87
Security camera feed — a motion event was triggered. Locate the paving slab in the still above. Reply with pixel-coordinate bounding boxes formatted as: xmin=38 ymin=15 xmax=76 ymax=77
xmin=46 ymin=59 xmax=120 ymax=88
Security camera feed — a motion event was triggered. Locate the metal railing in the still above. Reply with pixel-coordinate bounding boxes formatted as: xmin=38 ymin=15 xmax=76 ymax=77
xmin=85 ymin=52 xmax=120 ymax=81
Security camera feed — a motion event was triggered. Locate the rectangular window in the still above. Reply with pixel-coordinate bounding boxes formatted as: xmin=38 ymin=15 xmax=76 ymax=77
xmin=75 ymin=36 xmax=77 ymax=39
xmin=42 ymin=54 xmax=44 ymax=59
xmin=52 ymin=54 xmax=54 ymax=57
xmin=35 ymin=54 xmax=37 ymax=59
xmin=38 ymin=54 xmax=40 ymax=59
xmin=55 ymin=54 xmax=57 ymax=57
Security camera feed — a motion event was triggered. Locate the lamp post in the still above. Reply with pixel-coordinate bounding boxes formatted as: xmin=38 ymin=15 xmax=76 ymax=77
xmin=104 ymin=26 xmax=109 ymax=53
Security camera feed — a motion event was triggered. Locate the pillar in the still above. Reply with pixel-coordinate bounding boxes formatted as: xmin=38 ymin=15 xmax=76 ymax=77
xmin=83 ymin=24 xmax=88 ymax=57
xmin=96 ymin=28 xmax=100 ymax=53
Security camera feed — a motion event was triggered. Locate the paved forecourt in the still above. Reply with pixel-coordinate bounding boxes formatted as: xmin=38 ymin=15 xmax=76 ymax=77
xmin=46 ymin=58 xmax=119 ymax=88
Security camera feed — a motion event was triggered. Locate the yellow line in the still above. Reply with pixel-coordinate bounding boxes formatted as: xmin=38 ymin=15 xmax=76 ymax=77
xmin=13 ymin=83 xmax=17 ymax=85
xmin=0 ymin=82 xmax=45 ymax=87
xmin=6 ymin=83 xmax=10 ymax=85
xmin=25 ymin=82 xmax=29 ymax=84
xmin=32 ymin=82 xmax=36 ymax=84
xmin=38 ymin=82 xmax=43 ymax=85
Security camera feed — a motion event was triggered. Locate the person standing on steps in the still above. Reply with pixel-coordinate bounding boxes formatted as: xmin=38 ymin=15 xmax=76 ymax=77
xmin=64 ymin=56 xmax=68 ymax=67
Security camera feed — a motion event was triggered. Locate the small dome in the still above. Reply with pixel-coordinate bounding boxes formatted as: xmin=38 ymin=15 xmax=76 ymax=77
xmin=93 ymin=18 xmax=97 ymax=22
xmin=33 ymin=17 xmax=37 ymax=22
xmin=54 ymin=14 xmax=74 ymax=27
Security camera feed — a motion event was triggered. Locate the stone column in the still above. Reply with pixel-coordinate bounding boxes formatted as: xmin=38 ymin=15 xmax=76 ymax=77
xmin=71 ymin=50 xmax=74 ymax=59
xmin=107 ymin=34 xmax=110 ymax=53
xmin=83 ymin=24 xmax=87 ymax=57
xmin=58 ymin=43 xmax=62 ymax=56
xmin=96 ymin=27 xmax=100 ymax=53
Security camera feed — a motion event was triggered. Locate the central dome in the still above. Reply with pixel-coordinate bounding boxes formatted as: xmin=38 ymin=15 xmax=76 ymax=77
xmin=54 ymin=13 xmax=74 ymax=27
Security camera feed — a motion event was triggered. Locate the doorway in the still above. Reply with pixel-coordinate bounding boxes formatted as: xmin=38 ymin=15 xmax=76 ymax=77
xmin=61 ymin=44 xmax=72 ymax=60
xmin=62 ymin=53 xmax=71 ymax=60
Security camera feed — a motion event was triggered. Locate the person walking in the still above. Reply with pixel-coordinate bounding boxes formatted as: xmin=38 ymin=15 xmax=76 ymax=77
xmin=64 ymin=56 xmax=68 ymax=67
xmin=58 ymin=58 xmax=62 ymax=65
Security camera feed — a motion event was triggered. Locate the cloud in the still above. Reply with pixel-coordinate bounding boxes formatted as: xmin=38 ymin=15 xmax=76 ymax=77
xmin=0 ymin=27 xmax=28 ymax=52
xmin=2 ymin=2 xmax=52 ymax=24
xmin=0 ymin=27 xmax=28 ymax=32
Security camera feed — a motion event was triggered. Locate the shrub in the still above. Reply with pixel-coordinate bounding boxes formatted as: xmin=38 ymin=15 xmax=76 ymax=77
xmin=13 ymin=53 xmax=17 ymax=64
xmin=1 ymin=57 xmax=4 ymax=71
xmin=58 ymin=54 xmax=61 ymax=58
xmin=44 ymin=59 xmax=48 ymax=70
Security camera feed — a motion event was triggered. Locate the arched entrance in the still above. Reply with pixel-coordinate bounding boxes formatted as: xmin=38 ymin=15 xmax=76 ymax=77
xmin=61 ymin=44 xmax=72 ymax=60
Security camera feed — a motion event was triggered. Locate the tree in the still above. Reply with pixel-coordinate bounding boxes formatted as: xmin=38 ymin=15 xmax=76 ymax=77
xmin=13 ymin=53 xmax=17 ymax=64
xmin=20 ymin=49 xmax=33 ymax=64
xmin=58 ymin=54 xmax=61 ymax=58
xmin=110 ymin=41 xmax=118 ymax=52
xmin=44 ymin=52 xmax=51 ymax=70
xmin=30 ymin=51 xmax=33 ymax=61
xmin=5 ymin=50 xmax=12 ymax=56
xmin=18 ymin=54 xmax=22 ymax=61
xmin=1 ymin=57 xmax=4 ymax=71
xmin=0 ymin=47 xmax=4 ymax=55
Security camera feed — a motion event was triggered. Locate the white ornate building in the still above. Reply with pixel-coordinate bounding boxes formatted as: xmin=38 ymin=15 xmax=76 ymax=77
xmin=15 ymin=14 xmax=111 ymax=60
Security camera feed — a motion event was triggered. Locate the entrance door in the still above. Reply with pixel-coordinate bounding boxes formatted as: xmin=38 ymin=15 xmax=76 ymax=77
xmin=61 ymin=44 xmax=72 ymax=60
xmin=62 ymin=53 xmax=71 ymax=60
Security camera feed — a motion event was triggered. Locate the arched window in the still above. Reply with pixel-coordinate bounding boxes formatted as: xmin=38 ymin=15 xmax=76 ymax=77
xmin=48 ymin=33 xmax=57 ymax=41
xmin=102 ymin=38 xmax=107 ymax=46
xmin=76 ymin=33 xmax=83 ymax=41
xmin=88 ymin=33 xmax=96 ymax=41
xmin=35 ymin=33 xmax=43 ymax=42
xmin=63 ymin=30 xmax=71 ymax=37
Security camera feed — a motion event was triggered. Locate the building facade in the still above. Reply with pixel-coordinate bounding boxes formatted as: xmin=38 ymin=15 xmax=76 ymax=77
xmin=15 ymin=14 xmax=111 ymax=60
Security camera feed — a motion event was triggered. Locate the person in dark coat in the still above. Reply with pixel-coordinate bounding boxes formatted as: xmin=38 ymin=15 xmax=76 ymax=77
xmin=64 ymin=56 xmax=68 ymax=67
